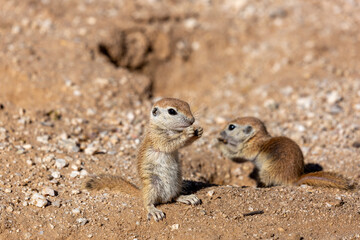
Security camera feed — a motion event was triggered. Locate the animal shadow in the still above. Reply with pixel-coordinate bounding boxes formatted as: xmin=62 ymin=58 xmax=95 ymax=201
xmin=181 ymin=180 xmax=217 ymax=195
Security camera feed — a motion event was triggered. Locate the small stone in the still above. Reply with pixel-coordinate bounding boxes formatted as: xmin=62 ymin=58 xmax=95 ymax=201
xmin=84 ymin=143 xmax=98 ymax=155
xmin=51 ymin=171 xmax=61 ymax=179
xmin=43 ymin=154 xmax=55 ymax=162
xmin=41 ymin=187 xmax=55 ymax=197
xmin=52 ymin=200 xmax=61 ymax=207
xmin=23 ymin=144 xmax=32 ymax=150
xmin=4 ymin=188 xmax=12 ymax=193
xmin=264 ymin=99 xmax=279 ymax=110
xmin=37 ymin=135 xmax=50 ymax=144
xmin=170 ymin=224 xmax=179 ymax=231
xmin=80 ymin=169 xmax=89 ymax=177
xmin=326 ymin=91 xmax=342 ymax=104
xmin=30 ymin=193 xmax=48 ymax=208
xmin=278 ymin=227 xmax=285 ymax=233
xmin=76 ymin=218 xmax=89 ymax=226
xmin=297 ymin=97 xmax=312 ymax=109
xmin=72 ymin=208 xmax=81 ymax=215
xmin=295 ymin=124 xmax=306 ymax=132
xmin=55 ymin=158 xmax=68 ymax=169
xmin=71 ymin=165 xmax=80 ymax=171
xmin=329 ymin=104 xmax=343 ymax=114
xmin=72 ymin=190 xmax=81 ymax=195
xmin=58 ymin=139 xmax=79 ymax=153
xmin=70 ymin=171 xmax=80 ymax=178
xmin=207 ymin=190 xmax=215 ymax=197
xmin=6 ymin=206 xmax=14 ymax=212
xmin=26 ymin=159 xmax=34 ymax=166
xmin=127 ymin=112 xmax=135 ymax=122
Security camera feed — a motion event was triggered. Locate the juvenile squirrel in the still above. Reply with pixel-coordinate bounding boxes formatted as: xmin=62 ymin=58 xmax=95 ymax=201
xmin=85 ymin=98 xmax=203 ymax=221
xmin=217 ymin=117 xmax=350 ymax=189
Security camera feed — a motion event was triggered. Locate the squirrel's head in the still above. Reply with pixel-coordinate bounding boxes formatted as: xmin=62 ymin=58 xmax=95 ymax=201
xmin=217 ymin=117 xmax=269 ymax=159
xmin=150 ymin=98 xmax=195 ymax=131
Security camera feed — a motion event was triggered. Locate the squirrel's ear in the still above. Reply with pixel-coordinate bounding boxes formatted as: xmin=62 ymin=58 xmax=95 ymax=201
xmin=152 ymin=107 xmax=159 ymax=116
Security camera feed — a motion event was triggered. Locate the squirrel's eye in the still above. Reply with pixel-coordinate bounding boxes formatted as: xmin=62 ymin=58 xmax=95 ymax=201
xmin=243 ymin=125 xmax=252 ymax=134
xmin=228 ymin=124 xmax=236 ymax=131
xmin=168 ymin=108 xmax=177 ymax=115
xmin=152 ymin=107 xmax=158 ymax=116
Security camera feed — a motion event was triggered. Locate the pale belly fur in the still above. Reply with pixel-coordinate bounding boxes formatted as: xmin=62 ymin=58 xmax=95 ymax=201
xmin=147 ymin=149 xmax=182 ymax=203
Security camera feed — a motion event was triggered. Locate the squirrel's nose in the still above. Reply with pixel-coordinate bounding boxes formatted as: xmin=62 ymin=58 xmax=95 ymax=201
xmin=220 ymin=131 xmax=227 ymax=138
xmin=190 ymin=117 xmax=195 ymax=125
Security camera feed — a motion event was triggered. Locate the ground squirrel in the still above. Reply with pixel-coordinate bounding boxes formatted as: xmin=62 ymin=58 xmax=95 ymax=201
xmin=85 ymin=98 xmax=203 ymax=221
xmin=217 ymin=117 xmax=350 ymax=189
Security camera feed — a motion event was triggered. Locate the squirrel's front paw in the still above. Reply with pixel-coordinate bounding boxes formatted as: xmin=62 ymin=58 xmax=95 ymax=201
xmin=194 ymin=126 xmax=203 ymax=137
xmin=184 ymin=126 xmax=203 ymax=138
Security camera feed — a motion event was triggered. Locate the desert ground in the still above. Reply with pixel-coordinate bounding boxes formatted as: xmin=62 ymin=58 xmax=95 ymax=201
xmin=0 ymin=0 xmax=360 ymax=239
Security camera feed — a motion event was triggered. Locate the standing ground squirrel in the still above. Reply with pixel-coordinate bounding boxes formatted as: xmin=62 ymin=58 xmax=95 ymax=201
xmin=217 ymin=117 xmax=350 ymax=189
xmin=84 ymin=98 xmax=203 ymax=221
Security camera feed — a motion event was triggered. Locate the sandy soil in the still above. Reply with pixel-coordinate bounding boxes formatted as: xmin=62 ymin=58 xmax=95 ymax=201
xmin=0 ymin=0 xmax=360 ymax=239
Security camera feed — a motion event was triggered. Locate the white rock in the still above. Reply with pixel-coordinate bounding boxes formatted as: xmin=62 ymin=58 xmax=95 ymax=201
xmin=72 ymin=190 xmax=81 ymax=195
xmin=26 ymin=159 xmax=34 ymax=166
xmin=127 ymin=112 xmax=135 ymax=122
xmin=70 ymin=171 xmax=80 ymax=178
xmin=71 ymin=164 xmax=80 ymax=171
xmin=184 ymin=18 xmax=197 ymax=30
xmin=170 ymin=224 xmax=179 ymax=231
xmin=51 ymin=171 xmax=61 ymax=179
xmin=295 ymin=124 xmax=306 ymax=132
xmin=42 ymin=187 xmax=55 ymax=197
xmin=326 ymin=91 xmax=341 ymax=104
xmin=72 ymin=208 xmax=81 ymax=214
xmin=55 ymin=158 xmax=68 ymax=169
xmin=79 ymin=170 xmax=89 ymax=178
xmin=296 ymin=97 xmax=312 ymax=109
xmin=43 ymin=154 xmax=55 ymax=162
xmin=207 ymin=190 xmax=215 ymax=197
xmin=30 ymin=193 xmax=48 ymax=207
xmin=37 ymin=135 xmax=50 ymax=144
xmin=76 ymin=218 xmax=89 ymax=226
xmin=23 ymin=144 xmax=32 ymax=150
xmin=84 ymin=143 xmax=98 ymax=155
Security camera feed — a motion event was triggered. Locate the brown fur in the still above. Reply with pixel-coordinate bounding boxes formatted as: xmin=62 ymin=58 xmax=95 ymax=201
xmin=217 ymin=117 xmax=350 ymax=189
xmin=84 ymin=174 xmax=140 ymax=196
xmin=84 ymin=98 xmax=202 ymax=221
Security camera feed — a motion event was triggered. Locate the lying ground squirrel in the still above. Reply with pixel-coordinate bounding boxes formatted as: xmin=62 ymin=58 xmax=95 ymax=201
xmin=217 ymin=117 xmax=350 ymax=189
xmin=84 ymin=98 xmax=203 ymax=221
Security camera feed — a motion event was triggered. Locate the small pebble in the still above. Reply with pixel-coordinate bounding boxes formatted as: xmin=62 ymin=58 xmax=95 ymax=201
xmin=70 ymin=171 xmax=80 ymax=178
xmin=51 ymin=171 xmax=61 ymax=179
xmin=170 ymin=224 xmax=179 ymax=231
xmin=207 ymin=190 xmax=215 ymax=197
xmin=30 ymin=193 xmax=48 ymax=208
xmin=55 ymin=158 xmax=68 ymax=169
xmin=72 ymin=208 xmax=81 ymax=215
xmin=42 ymin=187 xmax=55 ymax=197
xmin=76 ymin=218 xmax=89 ymax=226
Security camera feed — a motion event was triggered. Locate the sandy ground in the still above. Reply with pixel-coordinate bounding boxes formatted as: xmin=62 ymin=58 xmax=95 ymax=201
xmin=0 ymin=0 xmax=360 ymax=239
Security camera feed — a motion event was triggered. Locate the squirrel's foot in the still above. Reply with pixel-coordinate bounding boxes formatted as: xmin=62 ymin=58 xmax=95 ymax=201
xmin=176 ymin=194 xmax=201 ymax=205
xmin=147 ymin=206 xmax=165 ymax=222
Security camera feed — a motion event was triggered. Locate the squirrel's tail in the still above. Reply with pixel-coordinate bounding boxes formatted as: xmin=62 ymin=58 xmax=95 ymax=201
xmin=295 ymin=171 xmax=350 ymax=190
xmin=83 ymin=174 xmax=140 ymax=196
